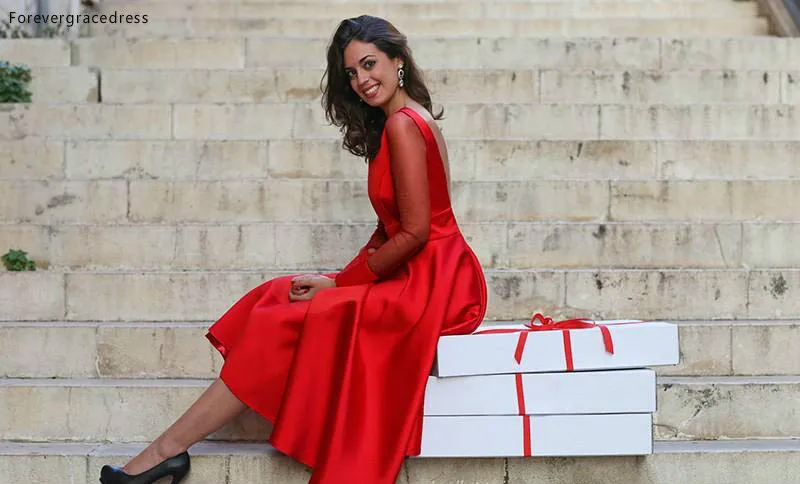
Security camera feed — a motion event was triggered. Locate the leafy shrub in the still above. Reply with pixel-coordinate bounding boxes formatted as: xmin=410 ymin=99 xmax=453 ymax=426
xmin=2 ymin=249 xmax=37 ymax=271
xmin=0 ymin=61 xmax=32 ymax=103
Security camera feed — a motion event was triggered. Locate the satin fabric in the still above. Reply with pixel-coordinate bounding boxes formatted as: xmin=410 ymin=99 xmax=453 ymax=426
xmin=206 ymin=107 xmax=487 ymax=483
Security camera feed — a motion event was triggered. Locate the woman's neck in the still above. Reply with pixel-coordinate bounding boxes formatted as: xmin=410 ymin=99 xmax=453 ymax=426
xmin=381 ymin=89 xmax=411 ymax=117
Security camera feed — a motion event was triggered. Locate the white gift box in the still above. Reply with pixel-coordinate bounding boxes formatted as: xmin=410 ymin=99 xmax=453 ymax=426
xmin=419 ymin=414 xmax=653 ymax=457
xmin=424 ymin=368 xmax=655 ymax=416
xmin=433 ymin=320 xmax=679 ymax=377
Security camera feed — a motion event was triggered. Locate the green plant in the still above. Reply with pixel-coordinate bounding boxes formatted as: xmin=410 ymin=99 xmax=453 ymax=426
xmin=2 ymin=249 xmax=36 ymax=271
xmin=0 ymin=61 xmax=33 ymax=103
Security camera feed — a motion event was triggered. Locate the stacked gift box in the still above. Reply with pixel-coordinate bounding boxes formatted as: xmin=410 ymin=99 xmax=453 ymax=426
xmin=419 ymin=315 xmax=680 ymax=457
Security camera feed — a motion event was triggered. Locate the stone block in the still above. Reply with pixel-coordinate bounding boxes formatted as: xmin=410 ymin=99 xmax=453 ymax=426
xmin=565 ymin=269 xmax=748 ymax=319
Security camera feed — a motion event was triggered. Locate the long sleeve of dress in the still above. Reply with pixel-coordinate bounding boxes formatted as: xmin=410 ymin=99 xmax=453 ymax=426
xmin=334 ymin=112 xmax=431 ymax=287
xmin=364 ymin=220 xmax=388 ymax=251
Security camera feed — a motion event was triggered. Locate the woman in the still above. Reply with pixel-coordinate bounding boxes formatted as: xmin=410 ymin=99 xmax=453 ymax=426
xmin=100 ymin=15 xmax=487 ymax=484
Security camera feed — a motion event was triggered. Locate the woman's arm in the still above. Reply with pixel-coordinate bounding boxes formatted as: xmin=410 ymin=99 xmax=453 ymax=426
xmin=364 ymin=219 xmax=388 ymax=251
xmin=335 ymin=112 xmax=430 ymax=287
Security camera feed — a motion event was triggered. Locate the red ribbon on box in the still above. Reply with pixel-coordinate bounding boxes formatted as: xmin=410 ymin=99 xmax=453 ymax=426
xmin=476 ymin=313 xmax=615 ymax=372
xmin=480 ymin=313 xmax=619 ymax=456
xmin=515 ymin=373 xmax=532 ymax=456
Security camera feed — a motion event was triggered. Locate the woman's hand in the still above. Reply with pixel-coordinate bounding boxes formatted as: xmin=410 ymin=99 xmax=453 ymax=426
xmin=289 ymin=274 xmax=337 ymax=302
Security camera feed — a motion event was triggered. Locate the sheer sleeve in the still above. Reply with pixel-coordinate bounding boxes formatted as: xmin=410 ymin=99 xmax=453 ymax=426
xmin=334 ymin=112 xmax=431 ymax=287
xmin=364 ymin=219 xmax=388 ymax=250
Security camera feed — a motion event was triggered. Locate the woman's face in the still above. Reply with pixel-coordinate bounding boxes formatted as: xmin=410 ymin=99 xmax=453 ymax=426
xmin=343 ymin=39 xmax=402 ymax=107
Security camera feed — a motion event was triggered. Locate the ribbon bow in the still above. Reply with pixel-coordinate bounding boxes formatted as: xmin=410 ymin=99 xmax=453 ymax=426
xmin=476 ymin=313 xmax=615 ymax=371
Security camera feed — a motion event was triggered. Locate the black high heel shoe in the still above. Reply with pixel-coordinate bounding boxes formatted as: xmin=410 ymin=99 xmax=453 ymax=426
xmin=100 ymin=451 xmax=190 ymax=484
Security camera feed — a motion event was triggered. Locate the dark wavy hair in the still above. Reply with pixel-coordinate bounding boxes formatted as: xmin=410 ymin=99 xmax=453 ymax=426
xmin=320 ymin=15 xmax=444 ymax=162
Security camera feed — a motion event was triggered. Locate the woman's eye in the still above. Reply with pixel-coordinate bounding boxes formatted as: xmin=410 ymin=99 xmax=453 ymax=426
xmin=365 ymin=60 xmax=375 ymax=68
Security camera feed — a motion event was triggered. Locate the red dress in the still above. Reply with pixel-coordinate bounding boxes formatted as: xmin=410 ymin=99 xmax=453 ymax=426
xmin=205 ymin=106 xmax=488 ymax=483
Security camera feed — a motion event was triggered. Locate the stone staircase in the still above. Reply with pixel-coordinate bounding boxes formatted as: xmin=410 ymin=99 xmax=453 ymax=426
xmin=1 ymin=0 xmax=800 ymax=482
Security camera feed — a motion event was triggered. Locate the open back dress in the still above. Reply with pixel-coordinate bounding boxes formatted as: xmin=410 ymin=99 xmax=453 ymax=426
xmin=206 ymin=106 xmax=488 ymax=483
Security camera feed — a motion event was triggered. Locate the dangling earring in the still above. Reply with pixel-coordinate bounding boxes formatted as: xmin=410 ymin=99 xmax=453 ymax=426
xmin=397 ymin=64 xmax=405 ymax=88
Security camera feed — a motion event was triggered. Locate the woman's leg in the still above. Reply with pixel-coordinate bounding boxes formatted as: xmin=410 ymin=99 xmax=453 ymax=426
xmin=122 ymin=378 xmax=247 ymax=474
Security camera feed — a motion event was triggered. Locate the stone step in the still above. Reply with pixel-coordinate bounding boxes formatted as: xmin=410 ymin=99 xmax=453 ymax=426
xmin=30 ymin=37 xmax=795 ymax=70
xmin=4 ymin=178 xmax=800 ymax=224
xmin=0 ymin=321 xmax=796 ymax=379
xmin=2 ymin=439 xmax=798 ymax=484
xmin=0 ymin=39 xmax=70 ymax=68
xmin=99 ymin=0 xmax=760 ymax=19
xmin=24 ymin=67 xmax=797 ymax=105
xmin=27 ymin=67 xmax=99 ymax=103
xmin=88 ymin=68 xmax=795 ymax=104
xmin=3 ymin=139 xmax=800 ymax=181
xmin=3 ymin=221 xmax=800 ymax=271
xmin=1 ymin=377 xmax=798 ymax=441
xmin=2 ymin=103 xmax=800 ymax=141
xmin=101 ymin=0 xmax=745 ymax=4
xmin=5 ymin=37 xmax=797 ymax=70
xmin=1 ymin=269 xmax=797 ymax=321
xmin=89 ymin=17 xmax=770 ymax=37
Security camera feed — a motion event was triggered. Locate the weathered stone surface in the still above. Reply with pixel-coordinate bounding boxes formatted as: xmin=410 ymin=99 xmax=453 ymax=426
xmin=90 ymin=17 xmax=768 ymax=37
xmin=485 ymin=270 xmax=565 ymax=321
xmin=747 ymin=270 xmax=800 ymax=318
xmin=0 ymin=324 xmax=97 ymax=378
xmin=4 ymin=321 xmax=793 ymax=379
xmin=785 ymin=72 xmax=799 ymax=103
xmin=3 ymin=440 xmax=800 ymax=484
xmin=658 ymin=323 xmax=733 ymax=377
xmin=0 ymin=452 xmax=87 ymax=483
xmin=0 ymin=180 xmax=127 ymax=223
xmin=172 ymin=104 xmax=295 ymax=140
xmin=508 ymin=222 xmax=741 ymax=268
xmin=30 ymin=67 xmax=99 ymax=103
xmin=601 ymin=105 xmax=800 ymax=140
xmin=101 ymin=69 xmax=280 ymax=104
xmin=36 ymin=139 xmax=800 ymax=181
xmin=0 ymin=140 xmax=64 ymax=179
xmin=2 ymin=378 xmax=797 ymax=441
xmin=5 ymin=268 xmax=787 ymax=322
xmin=732 ymin=322 xmax=800 ymax=375
xmin=128 ymin=179 xmax=372 ymax=223
xmin=0 ymin=225 xmax=49 ymax=266
xmin=657 ymin=141 xmax=800 ymax=179
xmin=541 ymin=69 xmax=780 ymax=104
xmin=245 ymin=37 xmax=663 ymax=69
xmin=565 ymin=270 xmax=747 ymax=319
xmin=73 ymin=38 xmax=246 ymax=68
xmin=610 ymin=181 xmax=800 ymax=221
xmin=508 ymin=441 xmax=800 ymax=484
xmin=0 ymin=273 xmax=64 ymax=321
xmin=0 ymin=104 xmax=171 ymax=140
xmin=65 ymin=272 xmax=268 ymax=321
xmin=743 ymin=223 xmax=800 ymax=267
xmin=655 ymin=377 xmax=800 ymax=440
xmin=50 ymin=225 xmax=178 ymax=269
xmin=0 ymin=39 xmax=70 ymax=67
xmin=65 ymin=140 xmax=271 ymax=180
xmin=661 ymin=38 xmax=798 ymax=70
xmin=98 ymin=0 xmax=759 ymax=19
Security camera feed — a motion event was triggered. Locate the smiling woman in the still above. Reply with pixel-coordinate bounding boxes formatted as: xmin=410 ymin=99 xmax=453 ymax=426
xmin=322 ymin=15 xmax=444 ymax=162
xmin=98 ymin=14 xmax=487 ymax=484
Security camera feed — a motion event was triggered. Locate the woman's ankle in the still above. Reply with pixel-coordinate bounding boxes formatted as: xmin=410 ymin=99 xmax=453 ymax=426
xmin=154 ymin=436 xmax=188 ymax=460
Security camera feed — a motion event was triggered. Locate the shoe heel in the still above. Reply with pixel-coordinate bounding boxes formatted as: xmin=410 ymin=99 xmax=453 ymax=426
xmin=170 ymin=467 xmax=190 ymax=484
